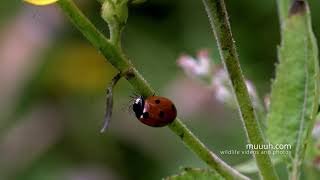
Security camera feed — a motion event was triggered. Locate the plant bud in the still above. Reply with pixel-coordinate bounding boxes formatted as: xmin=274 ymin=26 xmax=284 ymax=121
xmin=101 ymin=0 xmax=128 ymax=26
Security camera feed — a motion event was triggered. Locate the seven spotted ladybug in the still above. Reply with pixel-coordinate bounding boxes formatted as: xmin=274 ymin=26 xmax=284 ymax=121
xmin=132 ymin=96 xmax=177 ymax=127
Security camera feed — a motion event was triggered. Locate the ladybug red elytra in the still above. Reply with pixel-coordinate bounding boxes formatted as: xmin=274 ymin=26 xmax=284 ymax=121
xmin=132 ymin=96 xmax=177 ymax=127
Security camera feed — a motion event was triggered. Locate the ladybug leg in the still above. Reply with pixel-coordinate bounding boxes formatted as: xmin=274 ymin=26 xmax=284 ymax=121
xmin=101 ymin=72 xmax=122 ymax=133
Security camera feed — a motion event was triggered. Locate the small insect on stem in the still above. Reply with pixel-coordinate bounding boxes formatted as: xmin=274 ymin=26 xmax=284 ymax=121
xmin=132 ymin=96 xmax=177 ymax=127
xmin=100 ymin=73 xmax=122 ymax=133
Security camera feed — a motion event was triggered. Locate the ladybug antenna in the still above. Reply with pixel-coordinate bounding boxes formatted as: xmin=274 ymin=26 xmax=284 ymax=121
xmin=132 ymin=91 xmax=139 ymax=97
xmin=127 ymin=92 xmax=139 ymax=116
xmin=129 ymin=95 xmax=137 ymax=99
xmin=100 ymin=73 xmax=122 ymax=133
xmin=129 ymin=89 xmax=141 ymax=100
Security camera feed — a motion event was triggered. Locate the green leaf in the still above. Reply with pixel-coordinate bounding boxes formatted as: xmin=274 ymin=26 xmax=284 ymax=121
xmin=235 ymin=158 xmax=281 ymax=174
xmin=235 ymin=159 xmax=259 ymax=174
xmin=164 ymin=168 xmax=225 ymax=180
xmin=266 ymin=0 xmax=319 ymax=166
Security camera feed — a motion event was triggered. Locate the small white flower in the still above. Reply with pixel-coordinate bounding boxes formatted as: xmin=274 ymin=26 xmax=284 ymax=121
xmin=211 ymin=68 xmax=228 ymax=85
xmin=177 ymin=49 xmax=260 ymax=109
xmin=177 ymin=49 xmax=211 ymax=78
xmin=197 ymin=49 xmax=211 ymax=75
xmin=214 ymin=85 xmax=232 ymax=103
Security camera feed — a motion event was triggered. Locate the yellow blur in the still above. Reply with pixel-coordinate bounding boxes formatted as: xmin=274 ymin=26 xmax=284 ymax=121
xmin=24 ymin=0 xmax=58 ymax=6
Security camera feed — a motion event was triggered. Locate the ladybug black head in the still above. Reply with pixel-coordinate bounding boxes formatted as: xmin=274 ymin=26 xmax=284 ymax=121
xmin=132 ymin=96 xmax=145 ymax=118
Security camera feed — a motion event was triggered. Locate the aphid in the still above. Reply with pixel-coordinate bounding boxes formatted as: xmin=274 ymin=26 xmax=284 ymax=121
xmin=132 ymin=96 xmax=177 ymax=127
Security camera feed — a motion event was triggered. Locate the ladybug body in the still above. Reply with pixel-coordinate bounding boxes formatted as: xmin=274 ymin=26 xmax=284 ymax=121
xmin=132 ymin=96 xmax=177 ymax=127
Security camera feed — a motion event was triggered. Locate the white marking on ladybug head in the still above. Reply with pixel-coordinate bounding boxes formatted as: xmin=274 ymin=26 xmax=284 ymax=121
xmin=135 ymin=98 xmax=141 ymax=104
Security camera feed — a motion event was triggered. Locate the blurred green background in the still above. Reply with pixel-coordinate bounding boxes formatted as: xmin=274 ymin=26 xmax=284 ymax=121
xmin=1 ymin=0 xmax=320 ymax=180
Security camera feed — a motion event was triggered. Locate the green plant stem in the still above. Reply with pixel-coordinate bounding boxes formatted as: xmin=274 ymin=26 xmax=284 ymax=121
xmin=201 ymin=0 xmax=279 ymax=180
xmin=168 ymin=119 xmax=249 ymax=180
xmin=57 ymin=0 xmax=249 ymax=179
xmin=109 ymin=23 xmax=122 ymax=47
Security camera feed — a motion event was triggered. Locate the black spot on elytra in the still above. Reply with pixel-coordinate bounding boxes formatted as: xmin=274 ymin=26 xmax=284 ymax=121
xmin=171 ymin=104 xmax=176 ymax=111
xmin=159 ymin=111 xmax=164 ymax=118
xmin=155 ymin=99 xmax=160 ymax=104
xmin=143 ymin=112 xmax=149 ymax=119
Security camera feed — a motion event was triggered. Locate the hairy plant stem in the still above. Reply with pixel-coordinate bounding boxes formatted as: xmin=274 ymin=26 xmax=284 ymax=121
xmin=201 ymin=0 xmax=279 ymax=180
xmin=57 ymin=0 xmax=249 ymax=179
